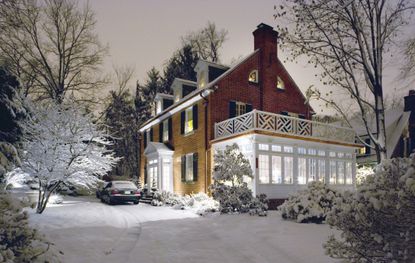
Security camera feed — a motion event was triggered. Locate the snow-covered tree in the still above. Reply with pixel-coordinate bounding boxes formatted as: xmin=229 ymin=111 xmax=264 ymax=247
xmin=211 ymin=144 xmax=267 ymax=214
xmin=18 ymin=102 xmax=118 ymax=213
xmin=324 ymin=156 xmax=415 ymax=262
xmin=279 ymin=181 xmax=338 ymax=223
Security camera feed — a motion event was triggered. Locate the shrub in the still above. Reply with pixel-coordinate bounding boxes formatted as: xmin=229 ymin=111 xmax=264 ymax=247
xmin=152 ymin=191 xmax=219 ymax=215
xmin=211 ymin=144 xmax=268 ymax=215
xmin=0 ymin=191 xmax=48 ymax=262
xmin=324 ymin=157 xmax=415 ymax=262
xmin=279 ymin=181 xmax=338 ymax=223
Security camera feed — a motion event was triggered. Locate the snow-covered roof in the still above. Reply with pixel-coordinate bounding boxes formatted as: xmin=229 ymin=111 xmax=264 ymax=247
xmin=139 ymin=50 xmax=259 ymax=132
xmin=348 ymin=107 xmax=410 ymax=158
xmin=144 ymin=142 xmax=174 ymax=156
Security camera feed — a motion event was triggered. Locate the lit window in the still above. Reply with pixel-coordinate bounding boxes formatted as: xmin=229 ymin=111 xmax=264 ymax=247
xmin=284 ymin=157 xmax=293 ymax=184
xmin=330 ymin=160 xmax=337 ymax=184
xmin=185 ymin=107 xmax=193 ymax=134
xmin=318 ymin=159 xmax=326 ymax=182
xmin=298 ymin=158 xmax=307 ymax=184
xmin=199 ymin=71 xmax=206 ymax=88
xmin=236 ymin=102 xmax=247 ymax=116
xmin=248 ymin=70 xmax=258 ymax=83
xmin=359 ymin=147 xmax=366 ymax=155
xmin=345 ymin=162 xmax=353 ymax=184
xmin=277 ymin=76 xmax=285 ymax=90
xmin=163 ymin=119 xmax=169 ymax=142
xmin=272 ymin=145 xmax=281 ymax=152
xmin=259 ymin=144 xmax=269 ymax=151
xmin=259 ymin=155 xmax=269 ymax=184
xmin=298 ymin=147 xmax=307 ymax=155
xmin=337 ymin=161 xmax=345 ymax=184
xmin=309 ymin=158 xmax=317 ymax=182
xmin=284 ymin=146 xmax=293 ymax=153
xmin=272 ymin=156 xmax=282 ymax=184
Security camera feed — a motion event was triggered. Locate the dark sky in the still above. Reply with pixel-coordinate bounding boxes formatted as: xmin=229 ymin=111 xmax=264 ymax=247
xmin=85 ymin=0 xmax=412 ymax=114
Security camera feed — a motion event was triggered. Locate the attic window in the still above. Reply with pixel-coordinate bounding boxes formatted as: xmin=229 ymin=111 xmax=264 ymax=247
xmin=199 ymin=71 xmax=206 ymax=88
xmin=248 ymin=70 xmax=258 ymax=83
xmin=277 ymin=76 xmax=285 ymax=90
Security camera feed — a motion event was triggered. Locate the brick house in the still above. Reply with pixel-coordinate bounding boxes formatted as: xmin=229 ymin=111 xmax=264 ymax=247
xmin=138 ymin=23 xmax=360 ymax=199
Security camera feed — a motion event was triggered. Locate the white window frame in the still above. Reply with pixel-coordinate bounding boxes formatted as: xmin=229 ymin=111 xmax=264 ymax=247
xmin=162 ymin=119 xmax=169 ymax=142
xmin=248 ymin=70 xmax=258 ymax=83
xmin=185 ymin=153 xmax=194 ymax=182
xmin=235 ymin=101 xmax=247 ymax=116
xmin=184 ymin=106 xmax=194 ymax=134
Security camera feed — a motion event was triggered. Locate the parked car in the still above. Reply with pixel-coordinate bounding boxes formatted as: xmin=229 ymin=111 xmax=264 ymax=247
xmin=95 ymin=182 xmax=110 ymax=199
xmin=99 ymin=181 xmax=141 ymax=205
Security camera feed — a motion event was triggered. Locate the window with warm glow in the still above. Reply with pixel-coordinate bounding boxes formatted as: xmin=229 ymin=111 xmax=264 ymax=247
xmin=185 ymin=107 xmax=193 ymax=134
xmin=359 ymin=147 xmax=366 ymax=155
xmin=277 ymin=76 xmax=285 ymax=90
xmin=248 ymin=70 xmax=258 ymax=83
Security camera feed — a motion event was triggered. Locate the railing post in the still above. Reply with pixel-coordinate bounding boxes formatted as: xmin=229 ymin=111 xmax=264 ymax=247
xmin=253 ymin=110 xmax=257 ymax=129
xmin=214 ymin=122 xmax=217 ymax=138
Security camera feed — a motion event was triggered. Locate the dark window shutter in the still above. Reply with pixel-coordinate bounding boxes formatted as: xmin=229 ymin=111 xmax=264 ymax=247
xmin=229 ymin=101 xmax=236 ymax=118
xmin=168 ymin=118 xmax=172 ymax=141
xmin=299 ymin=114 xmax=306 ymax=119
xmin=246 ymin=104 xmax=253 ymax=113
xmin=143 ymin=132 xmax=147 ymax=148
xmin=180 ymin=111 xmax=185 ymax=134
xmin=181 ymin=156 xmax=186 ymax=182
xmin=365 ymin=138 xmax=371 ymax=154
xmin=159 ymin=123 xmax=163 ymax=142
xmin=193 ymin=153 xmax=198 ymax=182
xmin=150 ymin=128 xmax=153 ymax=141
xmin=281 ymin=111 xmax=289 ymax=116
xmin=193 ymin=105 xmax=198 ymax=130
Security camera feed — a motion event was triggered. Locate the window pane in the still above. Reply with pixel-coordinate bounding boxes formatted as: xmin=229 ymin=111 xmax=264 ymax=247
xmin=259 ymin=144 xmax=269 ymax=151
xmin=329 ymin=151 xmax=336 ymax=157
xmin=345 ymin=162 xmax=353 ymax=184
xmin=272 ymin=156 xmax=282 ymax=184
xmin=163 ymin=120 xmax=169 ymax=141
xmin=272 ymin=145 xmax=281 ymax=152
xmin=298 ymin=158 xmax=307 ymax=184
xmin=330 ymin=160 xmax=336 ymax=184
xmin=308 ymin=158 xmax=317 ymax=182
xmin=298 ymin=147 xmax=307 ymax=155
xmin=284 ymin=157 xmax=293 ymax=184
xmin=338 ymin=152 xmax=344 ymax=158
xmin=318 ymin=159 xmax=325 ymax=183
xmin=185 ymin=107 xmax=193 ymax=134
xmin=318 ymin=150 xmax=326 ymax=156
xmin=308 ymin=149 xmax=317 ymax=155
xmin=186 ymin=154 xmax=193 ymax=181
xmin=284 ymin=146 xmax=293 ymax=153
xmin=259 ymin=155 xmax=269 ymax=184
xmin=337 ymin=161 xmax=345 ymax=184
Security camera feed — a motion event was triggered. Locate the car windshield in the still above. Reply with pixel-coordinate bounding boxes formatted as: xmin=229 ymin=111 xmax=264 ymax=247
xmin=112 ymin=181 xmax=137 ymax=189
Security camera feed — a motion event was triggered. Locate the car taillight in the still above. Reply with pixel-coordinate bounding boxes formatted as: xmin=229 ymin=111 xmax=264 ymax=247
xmin=135 ymin=190 xmax=141 ymax=196
xmin=111 ymin=189 xmax=119 ymax=195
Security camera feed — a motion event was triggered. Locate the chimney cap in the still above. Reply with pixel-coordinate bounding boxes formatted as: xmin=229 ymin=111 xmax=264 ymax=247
xmin=256 ymin=23 xmax=274 ymax=30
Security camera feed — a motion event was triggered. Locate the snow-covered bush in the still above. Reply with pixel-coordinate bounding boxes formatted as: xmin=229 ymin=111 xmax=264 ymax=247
xmin=279 ymin=181 xmax=338 ymax=223
xmin=211 ymin=144 xmax=267 ymax=215
xmin=324 ymin=157 xmax=415 ymax=262
xmin=152 ymin=191 xmax=219 ymax=215
xmin=0 ymin=191 xmax=49 ymax=262
xmin=14 ymin=102 xmax=119 ymax=213
xmin=356 ymin=164 xmax=374 ymax=185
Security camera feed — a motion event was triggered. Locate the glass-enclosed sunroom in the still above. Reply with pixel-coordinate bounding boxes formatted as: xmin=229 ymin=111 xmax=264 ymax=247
xmin=211 ymin=110 xmax=360 ymax=199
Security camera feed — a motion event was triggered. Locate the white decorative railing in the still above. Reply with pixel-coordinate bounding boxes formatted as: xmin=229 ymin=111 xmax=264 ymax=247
xmin=214 ymin=110 xmax=356 ymax=144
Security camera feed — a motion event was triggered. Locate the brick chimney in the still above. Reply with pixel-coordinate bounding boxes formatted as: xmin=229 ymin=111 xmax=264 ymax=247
xmin=253 ymin=23 xmax=278 ymax=61
xmin=404 ymin=90 xmax=415 ymax=155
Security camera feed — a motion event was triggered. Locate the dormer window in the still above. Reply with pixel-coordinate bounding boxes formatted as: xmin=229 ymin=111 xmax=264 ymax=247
xmin=199 ymin=71 xmax=206 ymax=88
xmin=277 ymin=76 xmax=285 ymax=90
xmin=248 ymin=70 xmax=258 ymax=83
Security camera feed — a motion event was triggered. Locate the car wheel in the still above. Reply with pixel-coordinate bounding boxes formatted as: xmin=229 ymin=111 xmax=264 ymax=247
xmin=133 ymin=200 xmax=139 ymax=205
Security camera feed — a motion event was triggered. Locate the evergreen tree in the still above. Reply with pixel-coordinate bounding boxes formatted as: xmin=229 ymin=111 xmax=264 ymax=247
xmin=161 ymin=44 xmax=198 ymax=93
xmin=104 ymin=90 xmax=140 ymax=179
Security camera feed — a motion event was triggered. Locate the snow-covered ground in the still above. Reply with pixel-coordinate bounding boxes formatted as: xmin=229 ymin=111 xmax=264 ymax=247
xmin=27 ymin=196 xmax=339 ymax=263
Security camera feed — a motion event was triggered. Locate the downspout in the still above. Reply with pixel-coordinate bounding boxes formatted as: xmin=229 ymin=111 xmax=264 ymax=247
xmin=200 ymin=86 xmax=217 ymax=194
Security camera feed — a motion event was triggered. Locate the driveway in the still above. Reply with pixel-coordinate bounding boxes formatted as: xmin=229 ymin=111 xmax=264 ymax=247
xmin=28 ymin=196 xmax=337 ymax=263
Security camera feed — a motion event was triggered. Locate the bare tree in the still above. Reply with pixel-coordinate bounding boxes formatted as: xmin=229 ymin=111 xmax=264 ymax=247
xmin=112 ymin=64 xmax=135 ymax=96
xmin=182 ymin=21 xmax=227 ymax=63
xmin=0 ymin=0 xmax=107 ymax=104
xmin=404 ymin=37 xmax=415 ymax=77
xmin=275 ymin=0 xmax=414 ymax=163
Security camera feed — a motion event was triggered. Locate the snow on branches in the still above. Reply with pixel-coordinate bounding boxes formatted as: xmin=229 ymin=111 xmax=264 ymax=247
xmin=325 ymin=156 xmax=415 ymax=262
xmin=18 ymin=102 xmax=118 ymax=213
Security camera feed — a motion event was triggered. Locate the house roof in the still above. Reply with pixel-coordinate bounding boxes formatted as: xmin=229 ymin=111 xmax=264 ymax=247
xmin=139 ymin=50 xmax=260 ymax=132
xmin=348 ymin=107 xmax=410 ymax=158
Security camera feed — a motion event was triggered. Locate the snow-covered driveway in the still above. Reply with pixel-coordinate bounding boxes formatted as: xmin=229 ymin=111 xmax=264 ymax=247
xmin=28 ymin=196 xmax=338 ymax=263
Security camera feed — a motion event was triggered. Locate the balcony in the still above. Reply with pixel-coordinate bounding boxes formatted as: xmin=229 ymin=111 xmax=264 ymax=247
xmin=214 ymin=110 xmax=356 ymax=144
